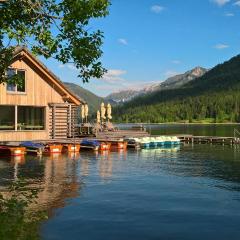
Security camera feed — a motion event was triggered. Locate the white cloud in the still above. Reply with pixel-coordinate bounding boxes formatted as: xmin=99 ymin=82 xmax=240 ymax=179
xmin=151 ymin=5 xmax=165 ymax=13
xmin=224 ymin=12 xmax=235 ymax=16
xmin=58 ymin=63 xmax=77 ymax=71
xmin=101 ymin=69 xmax=127 ymax=83
xmin=211 ymin=0 xmax=230 ymax=6
xmin=172 ymin=60 xmax=181 ymax=64
xmin=118 ymin=38 xmax=128 ymax=45
xmin=214 ymin=43 xmax=230 ymax=49
xmin=233 ymin=1 xmax=240 ymax=6
xmin=164 ymin=70 xmax=179 ymax=78
xmin=67 ymin=64 xmax=77 ymax=71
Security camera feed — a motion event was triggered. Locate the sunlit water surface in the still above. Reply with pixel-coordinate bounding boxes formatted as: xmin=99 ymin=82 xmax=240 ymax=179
xmin=1 ymin=143 xmax=240 ymax=240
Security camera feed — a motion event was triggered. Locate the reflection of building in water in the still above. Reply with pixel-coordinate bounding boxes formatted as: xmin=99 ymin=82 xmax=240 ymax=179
xmin=68 ymin=152 xmax=80 ymax=161
xmin=80 ymin=157 xmax=89 ymax=177
xmin=98 ymin=151 xmax=112 ymax=179
xmin=10 ymin=154 xmax=83 ymax=215
xmin=117 ymin=149 xmax=127 ymax=161
xmin=38 ymin=154 xmax=81 ymax=213
xmin=11 ymin=156 xmax=26 ymax=181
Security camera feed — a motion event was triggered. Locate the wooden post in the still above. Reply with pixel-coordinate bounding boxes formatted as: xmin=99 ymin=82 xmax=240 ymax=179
xmin=15 ymin=105 xmax=18 ymax=131
xmin=52 ymin=105 xmax=56 ymax=139
xmin=68 ymin=104 xmax=72 ymax=138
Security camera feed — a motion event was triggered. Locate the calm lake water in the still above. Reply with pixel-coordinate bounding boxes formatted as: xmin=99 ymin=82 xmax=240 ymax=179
xmin=117 ymin=123 xmax=240 ymax=137
xmin=0 ymin=125 xmax=240 ymax=240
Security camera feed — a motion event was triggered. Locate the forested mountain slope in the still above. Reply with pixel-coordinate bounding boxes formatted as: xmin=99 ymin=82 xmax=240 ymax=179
xmin=63 ymin=82 xmax=104 ymax=113
xmin=113 ymin=55 xmax=240 ymax=123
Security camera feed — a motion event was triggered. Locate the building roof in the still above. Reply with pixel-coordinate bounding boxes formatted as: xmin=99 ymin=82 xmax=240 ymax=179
xmin=12 ymin=46 xmax=85 ymax=105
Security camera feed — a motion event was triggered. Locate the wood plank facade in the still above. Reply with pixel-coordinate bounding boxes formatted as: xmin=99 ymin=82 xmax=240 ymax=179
xmin=0 ymin=47 xmax=83 ymax=142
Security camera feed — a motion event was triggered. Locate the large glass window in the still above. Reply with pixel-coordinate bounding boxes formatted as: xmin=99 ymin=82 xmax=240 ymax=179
xmin=6 ymin=69 xmax=26 ymax=93
xmin=0 ymin=106 xmax=15 ymax=130
xmin=18 ymin=107 xmax=45 ymax=130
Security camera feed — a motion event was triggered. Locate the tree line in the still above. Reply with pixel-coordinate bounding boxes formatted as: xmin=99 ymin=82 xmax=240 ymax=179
xmin=113 ymin=90 xmax=240 ymax=123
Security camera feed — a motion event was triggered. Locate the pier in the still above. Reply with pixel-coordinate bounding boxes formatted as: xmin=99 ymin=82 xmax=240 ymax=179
xmin=177 ymin=135 xmax=240 ymax=145
xmin=0 ymin=129 xmax=240 ymax=157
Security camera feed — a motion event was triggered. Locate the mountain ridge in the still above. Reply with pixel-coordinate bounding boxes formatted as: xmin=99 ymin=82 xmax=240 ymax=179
xmin=113 ymin=55 xmax=240 ymax=123
xmin=106 ymin=66 xmax=207 ymax=103
xmin=63 ymin=82 xmax=104 ymax=113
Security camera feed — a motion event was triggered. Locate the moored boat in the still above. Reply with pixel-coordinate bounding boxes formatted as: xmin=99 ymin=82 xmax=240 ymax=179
xmin=140 ymin=137 xmax=151 ymax=148
xmin=20 ymin=141 xmax=45 ymax=155
xmin=80 ymin=139 xmax=100 ymax=151
xmin=139 ymin=136 xmax=181 ymax=148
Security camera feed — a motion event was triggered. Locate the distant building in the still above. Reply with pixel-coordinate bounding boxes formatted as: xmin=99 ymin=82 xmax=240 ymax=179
xmin=0 ymin=47 xmax=84 ymax=141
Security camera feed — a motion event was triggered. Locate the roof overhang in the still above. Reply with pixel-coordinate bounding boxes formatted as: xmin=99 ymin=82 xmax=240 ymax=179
xmin=12 ymin=47 xmax=83 ymax=106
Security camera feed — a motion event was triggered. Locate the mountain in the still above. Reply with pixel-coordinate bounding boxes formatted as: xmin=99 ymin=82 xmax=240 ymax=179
xmin=63 ymin=82 xmax=104 ymax=113
xmin=106 ymin=67 xmax=207 ymax=103
xmin=114 ymin=55 xmax=240 ymax=123
xmin=105 ymin=90 xmax=139 ymax=103
xmin=158 ymin=67 xmax=207 ymax=90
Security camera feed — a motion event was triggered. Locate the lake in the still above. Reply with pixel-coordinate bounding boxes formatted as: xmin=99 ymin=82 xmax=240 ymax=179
xmin=0 ymin=125 xmax=240 ymax=240
xmin=117 ymin=123 xmax=240 ymax=137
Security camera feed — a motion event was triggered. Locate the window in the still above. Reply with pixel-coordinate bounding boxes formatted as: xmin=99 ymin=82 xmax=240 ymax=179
xmin=0 ymin=106 xmax=15 ymax=130
xmin=18 ymin=106 xmax=45 ymax=130
xmin=6 ymin=69 xmax=26 ymax=93
xmin=0 ymin=106 xmax=45 ymax=131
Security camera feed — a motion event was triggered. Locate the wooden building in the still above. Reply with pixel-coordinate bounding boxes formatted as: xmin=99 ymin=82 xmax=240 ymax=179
xmin=0 ymin=47 xmax=84 ymax=142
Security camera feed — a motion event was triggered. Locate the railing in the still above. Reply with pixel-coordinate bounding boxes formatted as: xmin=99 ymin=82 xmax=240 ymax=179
xmin=234 ymin=128 xmax=240 ymax=143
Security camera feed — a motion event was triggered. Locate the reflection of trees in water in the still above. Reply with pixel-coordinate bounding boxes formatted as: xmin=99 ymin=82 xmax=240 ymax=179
xmin=2 ymin=145 xmax=240 ymax=218
xmin=2 ymin=154 xmax=84 ymax=217
xmin=150 ymin=144 xmax=240 ymax=186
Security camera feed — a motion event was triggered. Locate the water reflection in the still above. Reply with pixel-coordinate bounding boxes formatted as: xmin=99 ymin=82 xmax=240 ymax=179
xmin=0 ymin=145 xmax=240 ymax=219
xmin=98 ymin=151 xmax=112 ymax=179
xmin=138 ymin=144 xmax=240 ymax=187
xmin=0 ymin=149 xmax=131 ymax=213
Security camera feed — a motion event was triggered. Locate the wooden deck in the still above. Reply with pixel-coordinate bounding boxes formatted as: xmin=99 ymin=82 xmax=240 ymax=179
xmin=176 ymin=135 xmax=240 ymax=145
xmin=1 ymin=130 xmax=240 ymax=157
xmin=95 ymin=130 xmax=150 ymax=139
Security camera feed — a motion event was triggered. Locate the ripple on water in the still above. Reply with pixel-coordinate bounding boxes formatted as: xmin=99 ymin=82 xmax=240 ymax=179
xmin=0 ymin=144 xmax=240 ymax=240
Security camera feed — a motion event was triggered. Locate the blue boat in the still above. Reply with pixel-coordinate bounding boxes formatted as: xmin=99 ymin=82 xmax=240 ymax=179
xmin=80 ymin=139 xmax=100 ymax=151
xmin=20 ymin=141 xmax=45 ymax=155
xmin=20 ymin=141 xmax=45 ymax=149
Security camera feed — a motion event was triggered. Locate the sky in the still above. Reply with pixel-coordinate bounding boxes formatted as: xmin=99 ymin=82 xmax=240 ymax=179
xmin=42 ymin=0 xmax=240 ymax=97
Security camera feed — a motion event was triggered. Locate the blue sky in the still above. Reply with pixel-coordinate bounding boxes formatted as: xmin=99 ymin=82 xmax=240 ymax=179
xmin=42 ymin=0 xmax=240 ymax=97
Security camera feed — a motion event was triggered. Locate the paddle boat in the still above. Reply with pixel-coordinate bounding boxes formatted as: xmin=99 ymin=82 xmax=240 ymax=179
xmin=163 ymin=136 xmax=180 ymax=145
xmin=155 ymin=136 xmax=165 ymax=146
xmin=150 ymin=137 xmax=157 ymax=146
xmin=140 ymin=137 xmax=151 ymax=148
xmin=170 ymin=136 xmax=181 ymax=145
xmin=139 ymin=136 xmax=181 ymax=148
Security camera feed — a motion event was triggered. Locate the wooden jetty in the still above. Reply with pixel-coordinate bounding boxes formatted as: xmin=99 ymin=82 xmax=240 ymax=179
xmin=62 ymin=144 xmax=81 ymax=153
xmin=0 ymin=129 xmax=240 ymax=157
xmin=177 ymin=135 xmax=240 ymax=145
